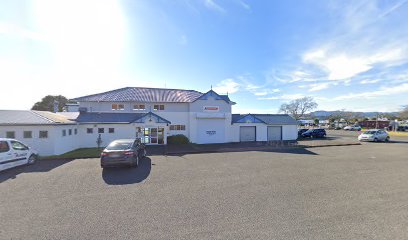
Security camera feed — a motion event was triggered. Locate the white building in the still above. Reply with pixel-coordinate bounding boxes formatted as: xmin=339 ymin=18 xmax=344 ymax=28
xmin=0 ymin=87 xmax=298 ymax=156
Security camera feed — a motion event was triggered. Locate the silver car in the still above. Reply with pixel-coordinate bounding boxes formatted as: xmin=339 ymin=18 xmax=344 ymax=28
xmin=358 ymin=129 xmax=390 ymax=142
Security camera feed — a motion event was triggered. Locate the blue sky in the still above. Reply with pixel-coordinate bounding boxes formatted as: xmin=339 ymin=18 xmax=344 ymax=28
xmin=1 ymin=0 xmax=408 ymax=113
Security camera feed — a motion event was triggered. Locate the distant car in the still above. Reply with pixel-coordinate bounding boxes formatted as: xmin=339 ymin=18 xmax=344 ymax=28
xmin=302 ymin=129 xmax=327 ymax=138
xmin=0 ymin=138 xmax=38 ymax=172
xmin=344 ymin=126 xmax=361 ymax=131
xmin=358 ymin=129 xmax=390 ymax=142
xmin=100 ymin=139 xmax=147 ymax=168
xmin=298 ymin=129 xmax=308 ymax=138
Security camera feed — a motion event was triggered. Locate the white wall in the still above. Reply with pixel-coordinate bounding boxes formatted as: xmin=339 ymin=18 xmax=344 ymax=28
xmin=231 ymin=124 xmax=298 ymax=142
xmin=0 ymin=124 xmax=79 ymax=156
xmin=188 ymin=96 xmax=232 ymax=144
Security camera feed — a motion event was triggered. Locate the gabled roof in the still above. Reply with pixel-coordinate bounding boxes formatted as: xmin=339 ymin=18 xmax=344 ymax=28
xmin=232 ymin=114 xmax=298 ymax=125
xmin=71 ymin=87 xmax=204 ymax=103
xmin=0 ymin=110 xmax=75 ymax=125
xmin=194 ymin=90 xmax=235 ymax=104
xmin=75 ymin=112 xmax=171 ymax=124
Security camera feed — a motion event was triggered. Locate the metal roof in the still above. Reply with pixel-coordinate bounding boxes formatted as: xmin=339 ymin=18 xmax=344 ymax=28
xmin=232 ymin=114 xmax=298 ymax=125
xmin=71 ymin=87 xmax=204 ymax=103
xmin=0 ymin=110 xmax=75 ymax=125
xmin=75 ymin=112 xmax=171 ymax=124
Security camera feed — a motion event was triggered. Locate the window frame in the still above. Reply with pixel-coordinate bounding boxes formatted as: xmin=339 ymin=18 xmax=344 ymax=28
xmin=98 ymin=128 xmax=104 ymax=134
xmin=39 ymin=131 xmax=48 ymax=139
xmin=23 ymin=131 xmax=32 ymax=139
xmin=133 ymin=104 xmax=146 ymax=111
xmin=108 ymin=128 xmax=115 ymax=133
xmin=87 ymin=128 xmax=93 ymax=134
xmin=68 ymin=129 xmax=72 ymax=135
xmin=10 ymin=140 xmax=28 ymax=151
xmin=154 ymin=104 xmax=165 ymax=111
xmin=62 ymin=129 xmax=66 ymax=137
xmin=6 ymin=131 xmax=15 ymax=139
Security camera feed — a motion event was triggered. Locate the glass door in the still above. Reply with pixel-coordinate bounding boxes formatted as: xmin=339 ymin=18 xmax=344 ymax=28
xmin=136 ymin=127 xmax=165 ymax=144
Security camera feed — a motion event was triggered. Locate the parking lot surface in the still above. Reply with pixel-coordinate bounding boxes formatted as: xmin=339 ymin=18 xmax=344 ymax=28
xmin=1 ymin=140 xmax=408 ymax=239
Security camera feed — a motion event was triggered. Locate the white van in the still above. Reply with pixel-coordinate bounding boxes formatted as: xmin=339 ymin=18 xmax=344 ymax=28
xmin=0 ymin=138 xmax=38 ymax=172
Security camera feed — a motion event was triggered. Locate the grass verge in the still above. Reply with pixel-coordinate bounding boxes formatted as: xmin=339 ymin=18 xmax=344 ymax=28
xmin=40 ymin=148 xmax=103 ymax=160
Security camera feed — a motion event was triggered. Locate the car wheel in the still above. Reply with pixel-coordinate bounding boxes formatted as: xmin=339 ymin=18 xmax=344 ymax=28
xmin=28 ymin=154 xmax=37 ymax=165
xmin=143 ymin=149 xmax=147 ymax=157
xmin=385 ymin=137 xmax=390 ymax=142
xmin=374 ymin=138 xmax=378 ymax=142
xmin=133 ymin=156 xmax=139 ymax=168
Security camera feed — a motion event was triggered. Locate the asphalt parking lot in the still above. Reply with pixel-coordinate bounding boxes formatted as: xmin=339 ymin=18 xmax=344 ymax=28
xmin=1 ymin=137 xmax=408 ymax=239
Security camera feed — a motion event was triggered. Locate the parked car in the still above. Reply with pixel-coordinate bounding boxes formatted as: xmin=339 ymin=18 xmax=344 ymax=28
xmin=302 ymin=129 xmax=327 ymax=138
xmin=0 ymin=138 xmax=38 ymax=172
xmin=100 ymin=139 xmax=147 ymax=168
xmin=344 ymin=125 xmax=362 ymax=131
xmin=298 ymin=129 xmax=308 ymax=138
xmin=358 ymin=129 xmax=390 ymax=142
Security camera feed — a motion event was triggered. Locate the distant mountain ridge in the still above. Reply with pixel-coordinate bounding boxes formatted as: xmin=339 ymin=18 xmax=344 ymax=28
xmin=310 ymin=110 xmax=399 ymax=119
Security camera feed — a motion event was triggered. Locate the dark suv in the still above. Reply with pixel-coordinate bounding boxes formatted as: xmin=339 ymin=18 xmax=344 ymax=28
xmin=301 ymin=128 xmax=326 ymax=138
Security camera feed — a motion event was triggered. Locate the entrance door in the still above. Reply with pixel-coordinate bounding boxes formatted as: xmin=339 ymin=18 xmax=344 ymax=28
xmin=240 ymin=126 xmax=256 ymax=142
xmin=137 ymin=127 xmax=165 ymax=144
xmin=267 ymin=126 xmax=282 ymax=141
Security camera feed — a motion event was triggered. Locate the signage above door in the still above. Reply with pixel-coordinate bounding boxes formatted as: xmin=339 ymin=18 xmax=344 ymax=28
xmin=203 ymin=106 xmax=219 ymax=112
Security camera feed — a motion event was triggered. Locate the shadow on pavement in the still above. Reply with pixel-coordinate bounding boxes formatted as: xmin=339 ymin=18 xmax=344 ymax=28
xmin=298 ymin=136 xmax=341 ymax=141
xmin=168 ymin=147 xmax=318 ymax=157
xmin=0 ymin=159 xmax=72 ymax=183
xmin=102 ymin=157 xmax=151 ymax=185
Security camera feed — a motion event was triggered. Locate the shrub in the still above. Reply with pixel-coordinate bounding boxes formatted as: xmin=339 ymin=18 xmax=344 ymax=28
xmin=167 ymin=134 xmax=190 ymax=144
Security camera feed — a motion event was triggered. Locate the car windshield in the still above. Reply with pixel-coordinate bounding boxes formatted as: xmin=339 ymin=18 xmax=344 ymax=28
xmin=106 ymin=141 xmax=133 ymax=150
xmin=364 ymin=131 xmax=377 ymax=134
xmin=305 ymin=129 xmax=313 ymax=133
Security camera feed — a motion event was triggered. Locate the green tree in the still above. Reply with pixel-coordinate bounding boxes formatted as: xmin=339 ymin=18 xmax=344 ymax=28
xmin=279 ymin=97 xmax=318 ymax=120
xmin=314 ymin=118 xmax=319 ymax=125
xmin=31 ymin=95 xmax=69 ymax=112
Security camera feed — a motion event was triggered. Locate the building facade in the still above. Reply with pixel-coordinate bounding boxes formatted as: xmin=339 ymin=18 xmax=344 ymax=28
xmin=0 ymin=87 xmax=298 ymax=156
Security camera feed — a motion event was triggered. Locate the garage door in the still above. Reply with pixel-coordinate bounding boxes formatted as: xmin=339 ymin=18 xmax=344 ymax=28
xmin=196 ymin=119 xmax=225 ymax=144
xmin=267 ymin=126 xmax=282 ymax=141
xmin=240 ymin=126 xmax=256 ymax=142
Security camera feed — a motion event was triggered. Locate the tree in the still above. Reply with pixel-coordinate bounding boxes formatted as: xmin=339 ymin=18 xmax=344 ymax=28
xmin=279 ymin=97 xmax=318 ymax=119
xmin=400 ymin=105 xmax=408 ymax=120
xmin=314 ymin=118 xmax=319 ymax=125
xmin=31 ymin=95 xmax=69 ymax=112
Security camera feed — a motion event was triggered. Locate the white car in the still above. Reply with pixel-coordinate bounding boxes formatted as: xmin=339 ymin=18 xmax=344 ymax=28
xmin=0 ymin=138 xmax=38 ymax=171
xmin=358 ymin=129 xmax=390 ymax=142
xmin=344 ymin=126 xmax=361 ymax=131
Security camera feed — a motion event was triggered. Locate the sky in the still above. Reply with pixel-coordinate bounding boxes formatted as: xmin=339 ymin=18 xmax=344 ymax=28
xmin=1 ymin=0 xmax=408 ymax=113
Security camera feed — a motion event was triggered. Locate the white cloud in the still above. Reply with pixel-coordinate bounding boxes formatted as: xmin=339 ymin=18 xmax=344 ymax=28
xmin=238 ymin=0 xmax=250 ymax=10
xmin=359 ymin=79 xmax=380 ymax=84
xmin=203 ymin=0 xmax=225 ymax=13
xmin=333 ymin=83 xmax=408 ymax=100
xmin=308 ymin=82 xmax=331 ymax=92
xmin=213 ymin=79 xmax=240 ymax=94
xmin=258 ymin=94 xmax=305 ymax=101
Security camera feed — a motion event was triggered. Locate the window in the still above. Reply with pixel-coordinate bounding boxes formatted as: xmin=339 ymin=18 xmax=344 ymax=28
xmin=39 ymin=131 xmax=48 ymax=138
xmin=112 ymin=103 xmax=125 ymax=110
xmin=153 ymin=104 xmax=164 ymax=111
xmin=0 ymin=141 xmax=10 ymax=153
xmin=23 ymin=131 xmax=32 ymax=138
xmin=69 ymin=129 xmax=72 ymax=135
xmin=87 ymin=128 xmax=93 ymax=134
xmin=98 ymin=128 xmax=104 ymax=133
xmin=6 ymin=131 xmax=15 ymax=138
xmin=170 ymin=125 xmax=186 ymax=131
xmin=109 ymin=128 xmax=115 ymax=133
xmin=11 ymin=141 xmax=28 ymax=151
xmin=62 ymin=129 xmax=66 ymax=137
xmin=74 ymin=129 xmax=78 ymax=135
xmin=133 ymin=104 xmax=145 ymax=110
